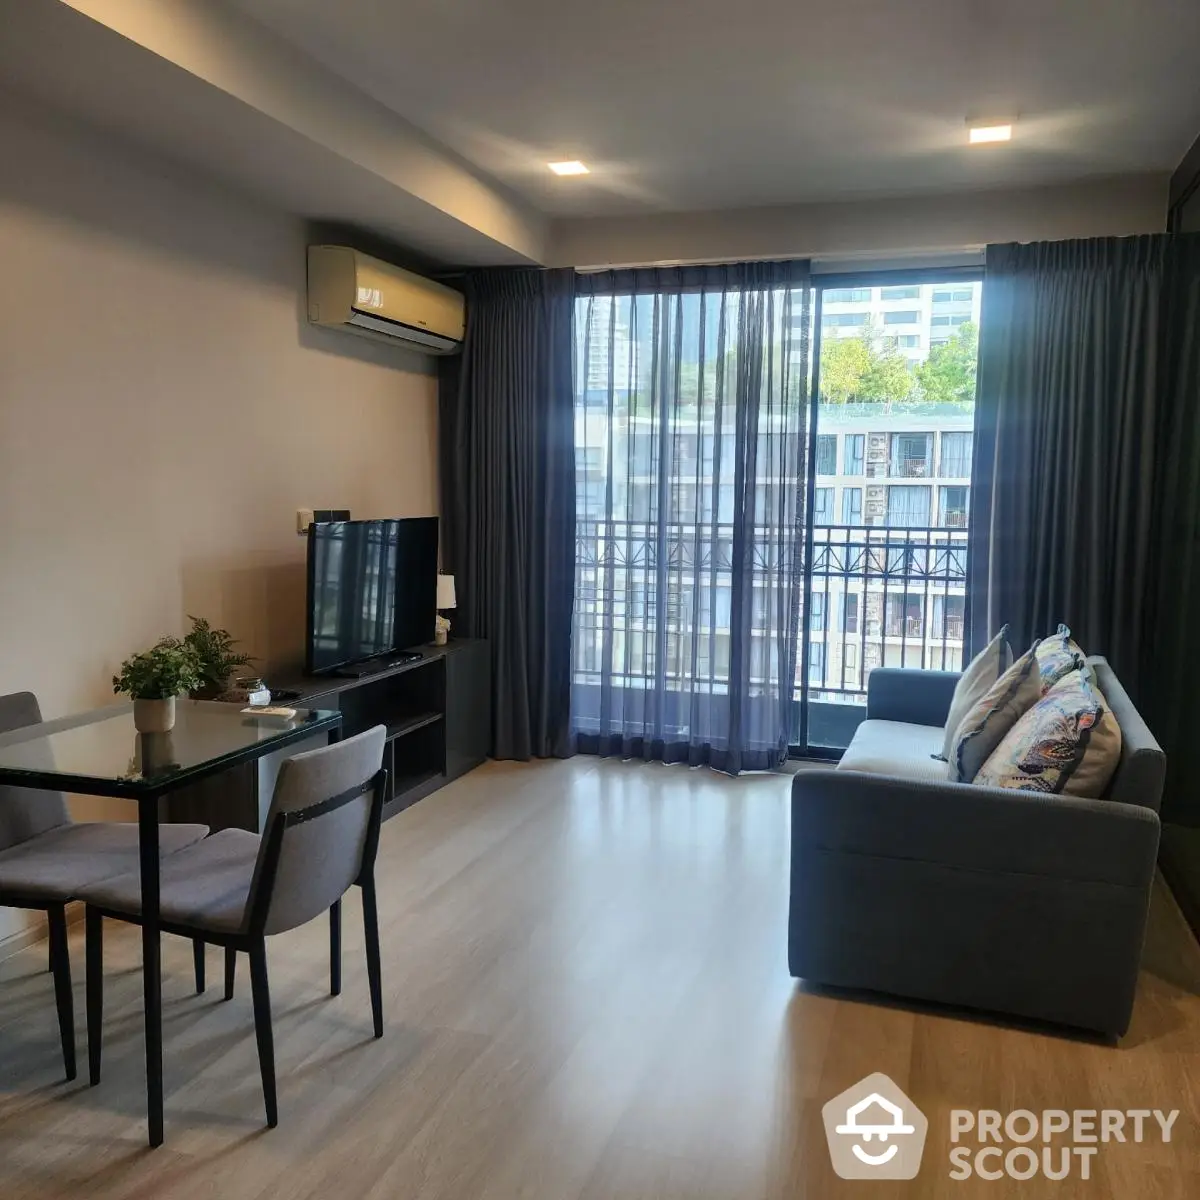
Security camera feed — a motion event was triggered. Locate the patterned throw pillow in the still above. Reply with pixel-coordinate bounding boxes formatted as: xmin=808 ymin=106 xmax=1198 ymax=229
xmin=940 ymin=625 xmax=1013 ymax=761
xmin=948 ymin=643 xmax=1042 ymax=783
xmin=1034 ymin=624 xmax=1086 ymax=694
xmin=973 ymin=667 xmax=1123 ymax=797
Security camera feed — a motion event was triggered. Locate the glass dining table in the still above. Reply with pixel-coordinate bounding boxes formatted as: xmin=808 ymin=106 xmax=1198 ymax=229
xmin=0 ymin=699 xmax=341 ymax=1147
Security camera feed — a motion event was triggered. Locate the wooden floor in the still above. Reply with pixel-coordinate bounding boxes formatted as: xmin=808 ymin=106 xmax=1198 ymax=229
xmin=2 ymin=756 xmax=1200 ymax=1198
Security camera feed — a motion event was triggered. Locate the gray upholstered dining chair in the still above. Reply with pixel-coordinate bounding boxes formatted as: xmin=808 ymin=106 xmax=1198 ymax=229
xmin=0 ymin=691 xmax=209 ymax=1080
xmin=79 ymin=724 xmax=387 ymax=1129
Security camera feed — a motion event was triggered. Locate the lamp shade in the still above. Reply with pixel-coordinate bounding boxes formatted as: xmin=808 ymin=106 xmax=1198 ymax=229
xmin=436 ymin=574 xmax=457 ymax=609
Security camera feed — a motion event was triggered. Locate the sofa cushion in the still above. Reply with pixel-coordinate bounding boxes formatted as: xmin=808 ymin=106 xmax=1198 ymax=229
xmin=974 ymin=667 xmax=1122 ymax=797
xmin=1034 ymin=624 xmax=1086 ymax=694
xmin=941 ymin=626 xmax=1012 ymax=760
xmin=839 ymin=720 xmax=951 ymax=784
xmin=948 ymin=643 xmax=1043 ymax=783
xmin=1061 ymin=670 xmax=1124 ymax=798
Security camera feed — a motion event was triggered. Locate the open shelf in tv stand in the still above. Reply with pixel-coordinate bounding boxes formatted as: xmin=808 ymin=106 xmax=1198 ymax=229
xmin=165 ymin=640 xmax=490 ymax=833
xmin=300 ymin=640 xmax=490 ymax=821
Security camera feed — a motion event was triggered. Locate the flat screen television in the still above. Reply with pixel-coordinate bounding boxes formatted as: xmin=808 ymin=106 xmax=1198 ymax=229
xmin=305 ymin=516 xmax=439 ymax=675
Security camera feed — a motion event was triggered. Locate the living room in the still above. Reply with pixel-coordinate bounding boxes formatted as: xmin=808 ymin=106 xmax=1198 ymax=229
xmin=1 ymin=1 xmax=1200 ymax=1197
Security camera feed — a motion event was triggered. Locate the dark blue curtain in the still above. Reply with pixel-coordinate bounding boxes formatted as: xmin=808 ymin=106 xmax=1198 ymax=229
xmin=439 ymin=268 xmax=576 ymax=760
xmin=966 ymin=236 xmax=1165 ymax=678
xmin=1146 ymin=237 xmax=1200 ymax=822
xmin=967 ymin=233 xmax=1200 ymax=823
xmin=571 ymin=260 xmax=811 ymax=773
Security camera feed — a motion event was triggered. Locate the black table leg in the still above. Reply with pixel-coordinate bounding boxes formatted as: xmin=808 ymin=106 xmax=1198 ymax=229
xmin=86 ymin=906 xmax=103 ymax=1086
xmin=192 ymin=938 xmax=206 ymax=995
xmin=330 ymin=900 xmax=342 ymax=996
xmin=139 ymin=798 xmax=164 ymax=1148
xmin=47 ymin=903 xmax=76 ymax=1081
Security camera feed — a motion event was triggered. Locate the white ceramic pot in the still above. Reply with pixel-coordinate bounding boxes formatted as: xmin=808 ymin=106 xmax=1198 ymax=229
xmin=133 ymin=696 xmax=176 ymax=734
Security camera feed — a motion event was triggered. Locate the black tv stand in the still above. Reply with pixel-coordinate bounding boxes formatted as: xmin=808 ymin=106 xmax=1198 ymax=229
xmin=333 ymin=652 xmax=422 ymax=679
xmin=165 ymin=641 xmax=491 ymax=835
xmin=307 ymin=643 xmax=490 ymax=820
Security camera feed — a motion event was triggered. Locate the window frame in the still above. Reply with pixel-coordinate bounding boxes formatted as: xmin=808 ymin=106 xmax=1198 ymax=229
xmin=813 ymin=487 xmax=835 ymax=526
xmin=843 ymin=433 xmax=865 ymax=475
xmin=815 ymin=434 xmax=838 ymax=476
xmin=841 ymin=487 xmax=863 ymax=525
xmin=880 ymin=285 xmax=921 ymax=300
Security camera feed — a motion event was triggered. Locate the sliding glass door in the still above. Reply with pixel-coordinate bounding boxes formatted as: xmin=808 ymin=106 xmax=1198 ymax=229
xmin=567 ymin=269 xmax=982 ymax=766
xmin=570 ymin=265 xmax=810 ymax=771
xmin=796 ymin=274 xmax=982 ymax=753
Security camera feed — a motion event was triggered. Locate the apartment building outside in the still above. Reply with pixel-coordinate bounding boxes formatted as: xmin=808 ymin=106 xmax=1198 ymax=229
xmin=806 ymin=404 xmax=972 ymax=742
xmin=818 ymin=281 xmax=982 ymax=362
xmin=573 ymin=282 xmax=979 ymax=750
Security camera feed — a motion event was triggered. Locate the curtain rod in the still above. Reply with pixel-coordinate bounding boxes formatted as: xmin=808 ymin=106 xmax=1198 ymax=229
xmin=438 ymin=251 xmax=984 ymax=282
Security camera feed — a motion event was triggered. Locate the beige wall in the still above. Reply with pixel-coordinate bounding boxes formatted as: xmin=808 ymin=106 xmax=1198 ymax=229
xmin=550 ymin=174 xmax=1170 ymax=268
xmin=0 ymin=100 xmax=438 ymax=948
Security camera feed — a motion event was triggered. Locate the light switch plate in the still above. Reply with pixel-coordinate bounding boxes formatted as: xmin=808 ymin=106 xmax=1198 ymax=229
xmin=296 ymin=508 xmax=314 ymax=535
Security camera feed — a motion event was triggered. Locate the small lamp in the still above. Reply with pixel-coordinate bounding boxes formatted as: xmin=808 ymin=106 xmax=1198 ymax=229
xmin=434 ymin=574 xmax=456 ymax=645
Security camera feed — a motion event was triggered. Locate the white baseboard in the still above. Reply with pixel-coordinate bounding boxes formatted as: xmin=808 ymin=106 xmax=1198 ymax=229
xmin=0 ymin=902 xmax=83 ymax=963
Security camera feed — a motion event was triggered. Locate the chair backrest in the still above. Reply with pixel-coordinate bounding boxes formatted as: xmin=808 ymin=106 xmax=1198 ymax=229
xmin=246 ymin=725 xmax=387 ymax=936
xmin=0 ymin=691 xmax=71 ymax=851
xmin=1088 ymin=657 xmax=1166 ymax=812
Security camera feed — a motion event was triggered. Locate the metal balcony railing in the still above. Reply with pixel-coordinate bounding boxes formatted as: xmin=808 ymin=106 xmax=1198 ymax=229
xmin=809 ymin=525 xmax=968 ymax=697
xmin=890 ymin=458 xmax=931 ymax=478
xmin=573 ymin=521 xmax=968 ymax=703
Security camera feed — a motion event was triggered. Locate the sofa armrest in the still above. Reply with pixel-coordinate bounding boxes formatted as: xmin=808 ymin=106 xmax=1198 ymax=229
xmin=792 ymin=769 xmax=1160 ymax=888
xmin=866 ymin=668 xmax=961 ymax=727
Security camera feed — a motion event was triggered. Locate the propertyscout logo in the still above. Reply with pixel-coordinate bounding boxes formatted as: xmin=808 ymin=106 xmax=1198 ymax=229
xmin=823 ymin=1074 xmax=928 ymax=1180
xmin=823 ymin=1074 xmax=1180 ymax=1183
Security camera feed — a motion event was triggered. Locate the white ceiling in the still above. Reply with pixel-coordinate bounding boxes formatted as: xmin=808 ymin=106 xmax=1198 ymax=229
xmin=228 ymin=0 xmax=1200 ymax=217
xmin=0 ymin=0 xmax=547 ymax=266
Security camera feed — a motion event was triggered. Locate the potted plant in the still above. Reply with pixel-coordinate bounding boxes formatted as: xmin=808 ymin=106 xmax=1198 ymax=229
xmin=113 ymin=638 xmax=202 ymax=733
xmin=183 ymin=615 xmax=255 ymax=699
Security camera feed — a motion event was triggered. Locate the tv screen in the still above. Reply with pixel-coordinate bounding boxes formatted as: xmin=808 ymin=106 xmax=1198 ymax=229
xmin=305 ymin=517 xmax=439 ymax=674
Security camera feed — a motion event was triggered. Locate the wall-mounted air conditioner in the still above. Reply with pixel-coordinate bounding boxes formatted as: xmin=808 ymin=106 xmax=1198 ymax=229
xmin=307 ymin=245 xmax=464 ymax=355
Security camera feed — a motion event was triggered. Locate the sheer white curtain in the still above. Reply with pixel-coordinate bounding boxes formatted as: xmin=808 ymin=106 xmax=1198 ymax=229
xmin=571 ymin=261 xmax=812 ymax=772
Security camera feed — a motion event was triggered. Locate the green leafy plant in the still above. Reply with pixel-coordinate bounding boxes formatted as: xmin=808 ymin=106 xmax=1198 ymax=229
xmin=113 ymin=638 xmax=202 ymax=700
xmin=183 ymin=615 xmax=256 ymax=698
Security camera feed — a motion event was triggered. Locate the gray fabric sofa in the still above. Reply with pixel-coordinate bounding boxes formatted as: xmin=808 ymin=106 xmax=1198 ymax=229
xmin=788 ymin=657 xmax=1164 ymax=1037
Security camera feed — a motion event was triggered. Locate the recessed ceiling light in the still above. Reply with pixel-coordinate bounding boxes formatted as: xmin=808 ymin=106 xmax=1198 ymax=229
xmin=548 ymin=160 xmax=590 ymax=176
xmin=968 ymin=123 xmax=1013 ymax=145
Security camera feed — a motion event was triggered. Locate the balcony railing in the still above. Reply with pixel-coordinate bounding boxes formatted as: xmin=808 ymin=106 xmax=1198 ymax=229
xmin=573 ymin=521 xmax=969 ymax=703
xmin=809 ymin=525 xmax=968 ymax=697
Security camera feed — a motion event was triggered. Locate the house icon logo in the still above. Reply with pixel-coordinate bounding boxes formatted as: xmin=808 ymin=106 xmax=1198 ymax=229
xmin=822 ymin=1073 xmax=929 ymax=1180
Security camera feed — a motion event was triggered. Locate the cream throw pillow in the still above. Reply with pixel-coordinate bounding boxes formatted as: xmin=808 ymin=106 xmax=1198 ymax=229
xmin=1034 ymin=623 xmax=1086 ymax=695
xmin=940 ymin=625 xmax=1012 ymax=761
xmin=1062 ymin=671 xmax=1123 ymax=798
xmin=948 ymin=644 xmax=1043 ymax=783
xmin=973 ymin=667 xmax=1123 ymax=797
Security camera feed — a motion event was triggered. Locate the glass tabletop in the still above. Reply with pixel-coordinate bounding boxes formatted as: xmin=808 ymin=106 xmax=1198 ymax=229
xmin=0 ymin=700 xmax=341 ymax=798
